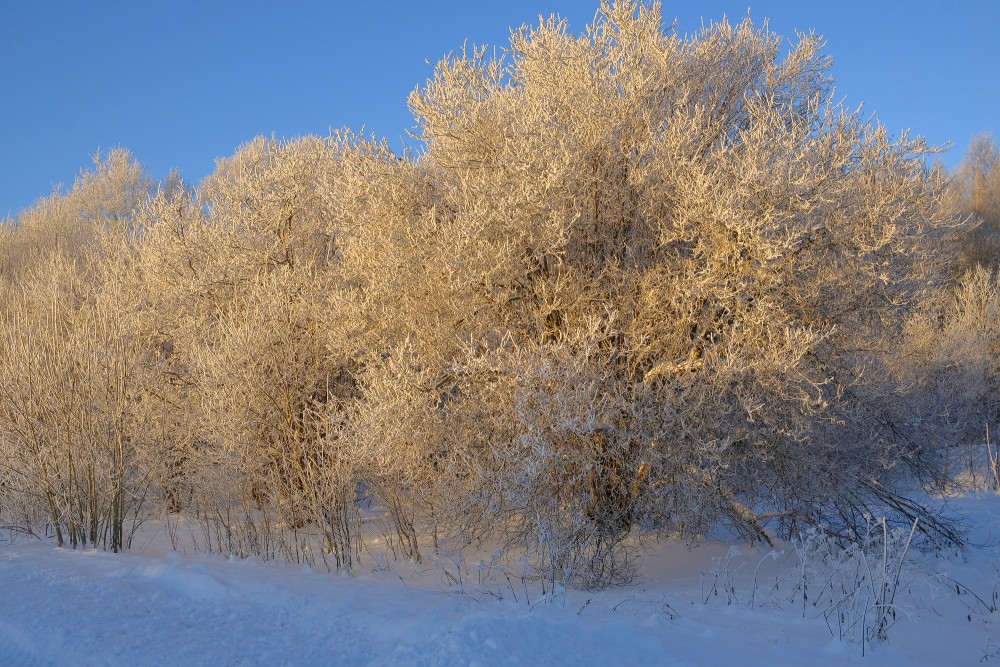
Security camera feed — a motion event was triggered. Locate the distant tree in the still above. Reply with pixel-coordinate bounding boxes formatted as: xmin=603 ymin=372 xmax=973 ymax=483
xmin=945 ymin=133 xmax=1000 ymax=272
xmin=900 ymin=266 xmax=1000 ymax=457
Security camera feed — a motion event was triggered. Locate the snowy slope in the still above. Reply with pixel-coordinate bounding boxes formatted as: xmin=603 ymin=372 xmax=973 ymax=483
xmin=2 ymin=497 xmax=999 ymax=666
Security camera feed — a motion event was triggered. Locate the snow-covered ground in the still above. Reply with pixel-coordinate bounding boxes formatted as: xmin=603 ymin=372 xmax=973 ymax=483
xmin=2 ymin=495 xmax=999 ymax=666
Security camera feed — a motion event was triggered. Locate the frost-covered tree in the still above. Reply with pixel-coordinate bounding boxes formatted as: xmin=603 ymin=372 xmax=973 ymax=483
xmin=344 ymin=0 xmax=959 ymax=584
xmin=0 ymin=148 xmax=151 ymax=280
xmin=0 ymin=150 xmax=157 ymax=551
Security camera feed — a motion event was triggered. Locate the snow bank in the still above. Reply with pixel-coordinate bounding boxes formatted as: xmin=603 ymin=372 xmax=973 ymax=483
xmin=2 ymin=496 xmax=999 ymax=666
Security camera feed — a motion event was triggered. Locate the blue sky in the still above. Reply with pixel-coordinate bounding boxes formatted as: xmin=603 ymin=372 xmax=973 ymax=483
xmin=2 ymin=1 xmax=997 ymax=217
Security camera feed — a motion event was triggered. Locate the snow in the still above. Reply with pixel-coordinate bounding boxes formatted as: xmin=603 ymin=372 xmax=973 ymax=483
xmin=2 ymin=498 xmax=1000 ymax=666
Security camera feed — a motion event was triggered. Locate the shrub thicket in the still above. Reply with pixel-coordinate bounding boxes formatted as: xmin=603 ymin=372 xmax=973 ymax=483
xmin=0 ymin=1 xmax=976 ymax=587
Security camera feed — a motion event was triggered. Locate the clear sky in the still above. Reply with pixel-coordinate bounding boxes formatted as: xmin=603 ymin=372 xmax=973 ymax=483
xmin=2 ymin=1 xmax=997 ymax=218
